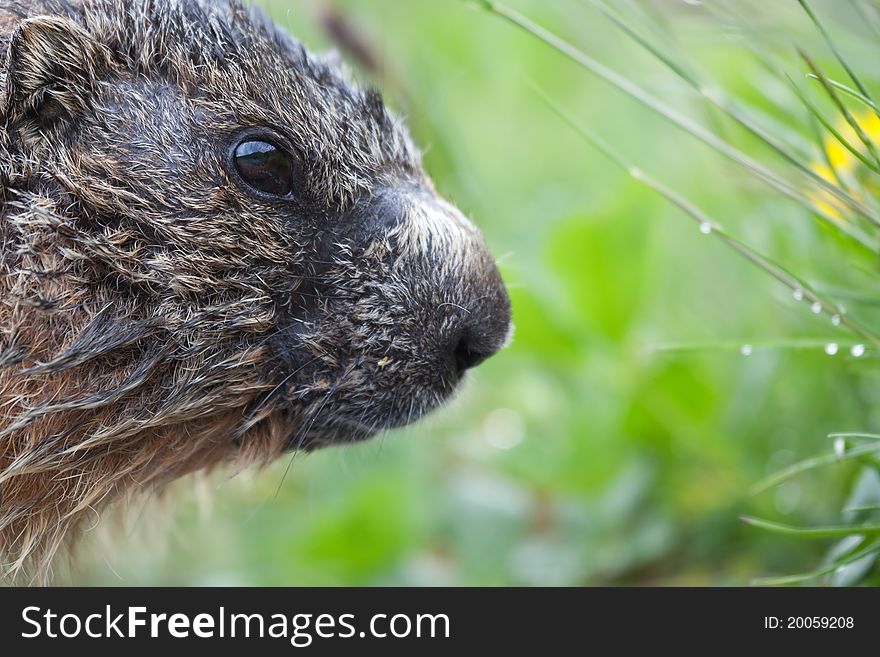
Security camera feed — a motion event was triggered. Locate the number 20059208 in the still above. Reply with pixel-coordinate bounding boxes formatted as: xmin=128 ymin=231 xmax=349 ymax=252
xmin=764 ymin=617 xmax=853 ymax=629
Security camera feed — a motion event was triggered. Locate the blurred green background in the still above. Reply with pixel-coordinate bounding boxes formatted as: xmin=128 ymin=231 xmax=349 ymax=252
xmin=73 ymin=0 xmax=880 ymax=585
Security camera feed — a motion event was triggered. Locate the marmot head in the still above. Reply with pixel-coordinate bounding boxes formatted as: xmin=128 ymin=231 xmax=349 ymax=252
xmin=0 ymin=0 xmax=510 ymax=574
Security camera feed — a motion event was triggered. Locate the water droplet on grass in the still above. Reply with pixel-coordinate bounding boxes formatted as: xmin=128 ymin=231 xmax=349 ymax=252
xmin=740 ymin=344 xmax=753 ymax=356
xmin=851 ymin=344 xmax=866 ymax=358
xmin=831 ymin=314 xmax=841 ymax=326
xmin=699 ymin=222 xmax=712 ymax=235
xmin=811 ymin=301 xmax=822 ymax=314
xmin=833 ymin=437 xmax=846 ymax=459
xmin=825 ymin=342 xmax=839 ymax=356
xmin=792 ymin=289 xmax=804 ymax=301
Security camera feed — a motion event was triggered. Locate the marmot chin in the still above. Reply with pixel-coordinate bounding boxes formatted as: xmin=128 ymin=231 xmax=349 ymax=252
xmin=0 ymin=0 xmax=511 ymax=578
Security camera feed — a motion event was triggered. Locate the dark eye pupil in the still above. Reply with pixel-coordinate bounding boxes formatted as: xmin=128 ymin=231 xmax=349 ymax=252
xmin=233 ymin=140 xmax=294 ymax=196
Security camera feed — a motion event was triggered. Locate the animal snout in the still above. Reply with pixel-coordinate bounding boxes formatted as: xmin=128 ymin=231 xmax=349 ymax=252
xmin=449 ymin=287 xmax=511 ymax=375
xmin=374 ymin=185 xmax=512 ymax=377
xmin=410 ymin=196 xmax=512 ymax=377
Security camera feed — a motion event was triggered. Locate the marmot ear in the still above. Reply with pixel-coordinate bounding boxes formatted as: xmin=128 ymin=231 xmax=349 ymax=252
xmin=4 ymin=16 xmax=108 ymax=126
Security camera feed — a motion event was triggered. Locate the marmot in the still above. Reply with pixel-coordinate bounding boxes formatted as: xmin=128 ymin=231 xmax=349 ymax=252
xmin=0 ymin=0 xmax=511 ymax=578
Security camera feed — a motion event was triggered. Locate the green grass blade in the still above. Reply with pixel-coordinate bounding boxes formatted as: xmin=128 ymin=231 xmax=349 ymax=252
xmin=477 ymin=1 xmax=880 ymax=243
xmin=751 ymin=441 xmax=880 ymax=494
xmin=534 ymin=84 xmax=880 ymax=347
xmin=806 ymin=111 xmax=850 ymax=191
xmin=587 ymin=0 xmax=880 ymax=223
xmin=797 ymin=0 xmax=878 ymax=111
xmin=584 ymin=0 xmax=698 ymax=86
xmin=653 ymin=339 xmax=865 ymax=354
xmin=473 ymin=3 xmax=793 ymax=196
xmin=751 ymin=539 xmax=880 ymax=585
xmin=799 ymin=50 xmax=880 ymax=170
xmin=787 ymin=73 xmax=880 ymax=173
xmin=807 ymin=74 xmax=880 ymax=114
xmin=828 ymin=432 xmax=880 ymax=440
xmin=844 ymin=504 xmax=880 ymax=512
xmin=740 ymin=516 xmax=880 ymax=538
xmin=814 ymin=288 xmax=880 ymax=306
xmin=853 ymin=0 xmax=880 ymax=40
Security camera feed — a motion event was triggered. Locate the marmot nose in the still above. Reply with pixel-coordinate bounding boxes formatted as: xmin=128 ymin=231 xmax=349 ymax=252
xmin=448 ymin=282 xmax=512 ymax=375
xmin=453 ymin=331 xmax=492 ymax=372
xmin=397 ymin=187 xmax=512 ymax=376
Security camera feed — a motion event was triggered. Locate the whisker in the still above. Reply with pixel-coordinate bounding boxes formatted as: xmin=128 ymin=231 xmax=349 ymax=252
xmin=273 ymin=360 xmax=357 ymax=497
xmin=233 ymin=355 xmax=324 ymax=441
xmin=436 ymin=301 xmax=472 ymax=314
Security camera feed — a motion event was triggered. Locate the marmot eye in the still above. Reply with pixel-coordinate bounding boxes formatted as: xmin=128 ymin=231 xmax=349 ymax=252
xmin=232 ymin=140 xmax=295 ymax=197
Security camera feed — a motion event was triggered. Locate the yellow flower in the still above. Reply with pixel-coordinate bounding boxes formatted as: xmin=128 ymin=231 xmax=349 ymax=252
xmin=810 ymin=111 xmax=880 ymax=220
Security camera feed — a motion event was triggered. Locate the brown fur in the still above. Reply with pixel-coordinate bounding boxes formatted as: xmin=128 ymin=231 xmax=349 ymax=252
xmin=0 ymin=0 xmax=511 ymax=581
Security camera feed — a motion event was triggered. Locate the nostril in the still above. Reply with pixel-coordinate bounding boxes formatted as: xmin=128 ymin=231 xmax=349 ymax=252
xmin=453 ymin=333 xmax=490 ymax=373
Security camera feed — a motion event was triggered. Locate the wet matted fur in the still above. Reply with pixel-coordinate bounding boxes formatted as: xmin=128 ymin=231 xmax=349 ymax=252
xmin=0 ymin=0 xmax=511 ymax=580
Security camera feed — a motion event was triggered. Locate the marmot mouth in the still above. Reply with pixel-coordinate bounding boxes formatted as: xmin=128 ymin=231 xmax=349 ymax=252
xmin=285 ymin=418 xmax=379 ymax=451
xmin=281 ymin=378 xmax=464 ymax=452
